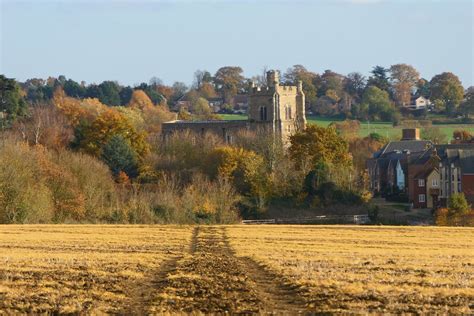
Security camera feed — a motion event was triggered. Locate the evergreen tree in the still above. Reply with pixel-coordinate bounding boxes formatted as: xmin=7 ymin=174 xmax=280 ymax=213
xmin=101 ymin=134 xmax=139 ymax=178
xmin=0 ymin=75 xmax=27 ymax=123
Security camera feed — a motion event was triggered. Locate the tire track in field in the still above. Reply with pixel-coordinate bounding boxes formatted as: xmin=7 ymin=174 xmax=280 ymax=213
xmin=121 ymin=226 xmax=199 ymax=315
xmin=221 ymin=226 xmax=308 ymax=314
xmin=148 ymin=225 xmax=307 ymax=314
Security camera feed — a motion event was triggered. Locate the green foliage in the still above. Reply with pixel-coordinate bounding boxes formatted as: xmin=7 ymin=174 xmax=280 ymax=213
xmin=430 ymin=72 xmax=464 ymax=114
xmin=368 ymin=132 xmax=388 ymax=143
xmin=361 ymin=86 xmax=398 ymax=122
xmin=64 ymin=79 xmax=86 ymax=98
xmin=101 ymin=135 xmax=139 ymax=179
xmin=448 ymin=193 xmax=470 ymax=217
xmin=368 ymin=205 xmax=379 ymax=222
xmin=459 ymin=89 xmax=474 ymax=118
xmin=0 ymin=75 xmax=28 ymax=123
xmin=367 ymin=66 xmax=390 ymax=92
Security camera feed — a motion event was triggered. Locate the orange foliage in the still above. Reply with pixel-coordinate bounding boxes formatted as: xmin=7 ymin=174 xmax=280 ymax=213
xmin=199 ymin=82 xmax=218 ymax=99
xmin=128 ymin=90 xmax=154 ymax=110
xmin=35 ymin=146 xmax=86 ymax=222
xmin=53 ymin=87 xmax=108 ymax=126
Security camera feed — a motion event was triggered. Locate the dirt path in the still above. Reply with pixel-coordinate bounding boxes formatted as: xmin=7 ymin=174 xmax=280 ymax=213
xmin=147 ymin=226 xmax=307 ymax=314
xmin=121 ymin=227 xmax=200 ymax=315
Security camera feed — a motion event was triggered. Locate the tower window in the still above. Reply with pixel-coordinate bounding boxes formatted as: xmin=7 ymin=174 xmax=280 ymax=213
xmin=285 ymin=105 xmax=292 ymax=120
xmin=260 ymin=106 xmax=267 ymax=121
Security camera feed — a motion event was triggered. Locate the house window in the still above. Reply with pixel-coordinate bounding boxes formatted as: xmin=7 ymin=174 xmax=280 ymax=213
xmin=418 ymin=179 xmax=425 ymax=187
xmin=458 ymin=182 xmax=462 ymax=192
xmin=260 ymin=106 xmax=267 ymax=121
xmin=418 ymin=194 xmax=425 ymax=203
xmin=432 ymin=179 xmax=438 ymax=187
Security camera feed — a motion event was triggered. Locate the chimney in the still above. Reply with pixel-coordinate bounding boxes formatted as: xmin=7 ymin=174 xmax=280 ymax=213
xmin=402 ymin=128 xmax=420 ymax=141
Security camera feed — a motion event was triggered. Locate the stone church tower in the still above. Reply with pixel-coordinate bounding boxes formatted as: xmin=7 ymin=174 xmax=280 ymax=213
xmin=162 ymin=70 xmax=306 ymax=144
xmin=248 ymin=70 xmax=306 ymax=142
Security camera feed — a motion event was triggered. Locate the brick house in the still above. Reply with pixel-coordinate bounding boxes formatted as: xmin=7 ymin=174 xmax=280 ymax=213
xmin=412 ymin=167 xmax=440 ymax=209
xmin=436 ymin=145 xmax=474 ymax=206
xmin=367 ymin=129 xmax=432 ymax=195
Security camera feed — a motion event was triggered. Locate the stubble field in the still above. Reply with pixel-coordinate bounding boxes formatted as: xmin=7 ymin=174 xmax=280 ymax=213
xmin=0 ymin=225 xmax=473 ymax=314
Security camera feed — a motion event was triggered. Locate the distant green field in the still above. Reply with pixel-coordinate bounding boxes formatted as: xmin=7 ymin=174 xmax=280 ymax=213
xmin=219 ymin=114 xmax=474 ymax=140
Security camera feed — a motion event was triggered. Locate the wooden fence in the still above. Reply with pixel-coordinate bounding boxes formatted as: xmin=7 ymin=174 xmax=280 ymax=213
xmin=242 ymin=214 xmax=370 ymax=225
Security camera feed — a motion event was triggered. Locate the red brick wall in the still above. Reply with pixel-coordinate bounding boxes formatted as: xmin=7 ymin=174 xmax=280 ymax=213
xmin=461 ymin=175 xmax=474 ymax=204
xmin=412 ymin=178 xmax=427 ymax=208
xmin=407 ymin=165 xmax=424 ymax=204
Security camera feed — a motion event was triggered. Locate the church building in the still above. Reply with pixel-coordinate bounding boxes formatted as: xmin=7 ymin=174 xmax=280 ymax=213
xmin=161 ymin=70 xmax=306 ymax=143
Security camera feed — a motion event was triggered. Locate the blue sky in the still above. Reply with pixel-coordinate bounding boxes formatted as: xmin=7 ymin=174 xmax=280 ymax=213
xmin=1 ymin=0 xmax=473 ymax=87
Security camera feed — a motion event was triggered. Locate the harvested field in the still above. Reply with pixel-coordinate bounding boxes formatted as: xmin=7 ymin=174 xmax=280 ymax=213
xmin=1 ymin=225 xmax=473 ymax=314
xmin=227 ymin=225 xmax=474 ymax=314
xmin=0 ymin=225 xmax=193 ymax=314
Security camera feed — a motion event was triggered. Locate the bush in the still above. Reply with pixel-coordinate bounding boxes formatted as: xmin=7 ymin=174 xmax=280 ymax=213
xmin=368 ymin=205 xmax=379 ymax=223
xmin=0 ymin=142 xmax=54 ymax=223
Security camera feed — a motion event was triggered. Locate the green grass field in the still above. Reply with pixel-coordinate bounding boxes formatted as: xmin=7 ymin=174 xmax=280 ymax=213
xmin=219 ymin=114 xmax=474 ymax=140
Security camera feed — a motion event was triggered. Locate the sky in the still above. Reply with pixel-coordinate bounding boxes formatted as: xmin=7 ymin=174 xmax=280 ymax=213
xmin=1 ymin=0 xmax=473 ymax=87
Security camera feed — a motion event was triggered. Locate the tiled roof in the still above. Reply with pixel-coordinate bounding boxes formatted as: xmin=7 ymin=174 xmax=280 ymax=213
xmin=381 ymin=140 xmax=432 ymax=156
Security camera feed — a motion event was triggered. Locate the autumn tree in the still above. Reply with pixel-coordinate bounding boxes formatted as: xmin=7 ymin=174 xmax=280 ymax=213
xmin=198 ymin=82 xmax=218 ymax=99
xmin=344 ymin=72 xmax=366 ymax=103
xmin=214 ymin=66 xmax=245 ymax=102
xmin=128 ymin=89 xmax=154 ymax=110
xmin=284 ymin=65 xmax=319 ymax=107
xmin=192 ymin=97 xmax=213 ymax=118
xmin=430 ymin=72 xmax=464 ymax=114
xmin=289 ymin=125 xmax=352 ymax=171
xmin=13 ymin=105 xmax=73 ymax=149
xmin=416 ymin=78 xmax=431 ymax=98
xmin=318 ymin=70 xmax=345 ymax=101
xmin=205 ymin=146 xmax=270 ymax=211
xmin=349 ymin=134 xmax=385 ymax=172
xmin=193 ymin=70 xmax=213 ymax=89
xmin=389 ymin=64 xmax=420 ymax=106
xmin=72 ymin=108 xmax=149 ymax=159
xmin=134 ymin=82 xmax=165 ymax=105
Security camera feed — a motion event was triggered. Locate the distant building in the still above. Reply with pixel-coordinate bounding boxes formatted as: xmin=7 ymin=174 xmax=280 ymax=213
xmin=207 ymin=97 xmax=225 ymax=112
xmin=437 ymin=145 xmax=474 ymax=206
xmin=231 ymin=94 xmax=248 ymax=113
xmin=162 ymin=70 xmax=306 ymax=144
xmin=368 ymin=133 xmax=474 ymax=209
xmin=367 ymin=128 xmax=432 ymax=194
xmin=408 ymin=96 xmax=431 ymax=109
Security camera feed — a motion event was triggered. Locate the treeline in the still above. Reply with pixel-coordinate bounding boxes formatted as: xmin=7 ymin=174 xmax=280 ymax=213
xmin=0 ymin=73 xmax=387 ymax=223
xmin=11 ymin=64 xmax=474 ymax=126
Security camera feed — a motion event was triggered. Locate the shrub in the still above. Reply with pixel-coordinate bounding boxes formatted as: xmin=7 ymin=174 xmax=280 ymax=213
xmin=0 ymin=141 xmax=53 ymax=223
